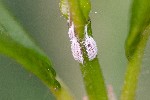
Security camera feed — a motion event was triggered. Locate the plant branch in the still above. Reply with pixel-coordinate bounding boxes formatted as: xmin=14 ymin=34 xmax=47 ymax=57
xmin=121 ymin=0 xmax=150 ymax=99
xmin=66 ymin=0 xmax=108 ymax=99
xmin=0 ymin=2 xmax=74 ymax=100
xmin=121 ymin=25 xmax=150 ymax=100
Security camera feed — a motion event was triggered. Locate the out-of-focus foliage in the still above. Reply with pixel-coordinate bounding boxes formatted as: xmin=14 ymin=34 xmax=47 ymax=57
xmin=125 ymin=0 xmax=150 ymax=60
xmin=121 ymin=0 xmax=150 ymax=100
xmin=0 ymin=1 xmax=60 ymax=93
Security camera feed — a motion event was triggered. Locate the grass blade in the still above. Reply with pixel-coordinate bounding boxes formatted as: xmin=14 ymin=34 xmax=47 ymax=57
xmin=0 ymin=2 xmax=74 ymax=99
xmin=121 ymin=0 xmax=150 ymax=99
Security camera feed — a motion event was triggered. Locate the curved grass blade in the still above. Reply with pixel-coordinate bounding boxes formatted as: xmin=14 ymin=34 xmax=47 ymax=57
xmin=0 ymin=2 xmax=74 ymax=99
xmin=121 ymin=0 xmax=150 ymax=99
xmin=125 ymin=0 xmax=150 ymax=60
xmin=0 ymin=0 xmax=59 ymax=91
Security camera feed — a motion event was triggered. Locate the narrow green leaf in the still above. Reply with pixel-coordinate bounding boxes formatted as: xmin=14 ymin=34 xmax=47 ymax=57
xmin=0 ymin=1 xmax=60 ymax=91
xmin=60 ymin=0 xmax=91 ymax=38
xmin=0 ymin=2 xmax=75 ymax=100
xmin=125 ymin=0 xmax=150 ymax=60
xmin=121 ymin=0 xmax=150 ymax=99
xmin=79 ymin=0 xmax=91 ymax=20
xmin=68 ymin=0 xmax=86 ymax=39
xmin=121 ymin=25 xmax=150 ymax=100
xmin=60 ymin=0 xmax=91 ymax=21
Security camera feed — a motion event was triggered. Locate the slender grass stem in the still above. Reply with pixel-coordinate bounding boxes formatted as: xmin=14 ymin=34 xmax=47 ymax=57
xmin=67 ymin=0 xmax=108 ymax=99
xmin=121 ymin=25 xmax=150 ymax=100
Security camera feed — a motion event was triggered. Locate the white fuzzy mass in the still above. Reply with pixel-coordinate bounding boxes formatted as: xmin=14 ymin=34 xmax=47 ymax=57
xmin=84 ymin=35 xmax=98 ymax=61
xmin=70 ymin=38 xmax=84 ymax=64
xmin=84 ymin=25 xmax=98 ymax=60
xmin=68 ymin=23 xmax=97 ymax=63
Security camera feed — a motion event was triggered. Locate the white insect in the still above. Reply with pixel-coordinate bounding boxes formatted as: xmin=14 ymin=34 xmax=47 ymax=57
xmin=68 ymin=22 xmax=97 ymax=63
xmin=84 ymin=25 xmax=98 ymax=61
xmin=71 ymin=38 xmax=84 ymax=64
xmin=68 ymin=22 xmax=84 ymax=64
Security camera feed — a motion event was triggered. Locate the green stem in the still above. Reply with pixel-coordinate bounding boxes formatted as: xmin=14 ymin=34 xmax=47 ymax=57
xmin=68 ymin=0 xmax=86 ymax=39
xmin=51 ymin=77 xmax=75 ymax=100
xmin=68 ymin=0 xmax=108 ymax=99
xmin=80 ymin=58 xmax=108 ymax=100
xmin=121 ymin=25 xmax=150 ymax=100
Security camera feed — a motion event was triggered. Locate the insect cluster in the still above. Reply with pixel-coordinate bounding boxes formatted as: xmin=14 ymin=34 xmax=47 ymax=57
xmin=68 ymin=21 xmax=98 ymax=64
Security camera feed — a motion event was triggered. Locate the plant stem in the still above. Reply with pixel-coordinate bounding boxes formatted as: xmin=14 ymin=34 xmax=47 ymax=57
xmin=68 ymin=0 xmax=86 ymax=39
xmin=120 ymin=25 xmax=150 ymax=100
xmin=68 ymin=0 xmax=108 ymax=99
xmin=51 ymin=77 xmax=75 ymax=100
xmin=80 ymin=58 xmax=108 ymax=100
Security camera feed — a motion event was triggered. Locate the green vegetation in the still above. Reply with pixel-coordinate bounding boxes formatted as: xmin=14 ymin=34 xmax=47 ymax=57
xmin=0 ymin=0 xmax=150 ymax=100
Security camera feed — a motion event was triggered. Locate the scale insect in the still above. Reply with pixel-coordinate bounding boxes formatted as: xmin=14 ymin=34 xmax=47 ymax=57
xmin=84 ymin=25 xmax=98 ymax=61
xmin=68 ymin=22 xmax=84 ymax=63
xmin=71 ymin=38 xmax=84 ymax=64
xmin=68 ymin=22 xmax=98 ymax=64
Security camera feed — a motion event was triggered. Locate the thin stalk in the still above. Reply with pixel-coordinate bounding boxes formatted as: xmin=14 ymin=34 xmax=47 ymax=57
xmin=68 ymin=0 xmax=86 ymax=39
xmin=68 ymin=0 xmax=108 ymax=99
xmin=120 ymin=25 xmax=150 ymax=100
xmin=80 ymin=58 xmax=108 ymax=100
xmin=51 ymin=77 xmax=75 ymax=100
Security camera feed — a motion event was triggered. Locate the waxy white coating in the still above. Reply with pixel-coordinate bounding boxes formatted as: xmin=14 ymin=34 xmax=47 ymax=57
xmin=68 ymin=22 xmax=98 ymax=64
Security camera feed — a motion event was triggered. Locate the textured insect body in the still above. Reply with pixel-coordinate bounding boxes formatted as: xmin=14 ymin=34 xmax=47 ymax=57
xmin=68 ymin=23 xmax=97 ymax=63
xmin=68 ymin=22 xmax=84 ymax=64
xmin=71 ymin=38 xmax=84 ymax=64
xmin=84 ymin=25 xmax=98 ymax=61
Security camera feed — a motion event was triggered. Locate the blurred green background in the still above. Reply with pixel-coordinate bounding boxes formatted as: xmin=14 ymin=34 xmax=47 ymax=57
xmin=0 ymin=0 xmax=150 ymax=100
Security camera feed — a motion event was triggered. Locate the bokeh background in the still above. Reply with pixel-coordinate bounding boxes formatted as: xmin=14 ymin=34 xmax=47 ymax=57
xmin=0 ymin=0 xmax=150 ymax=100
